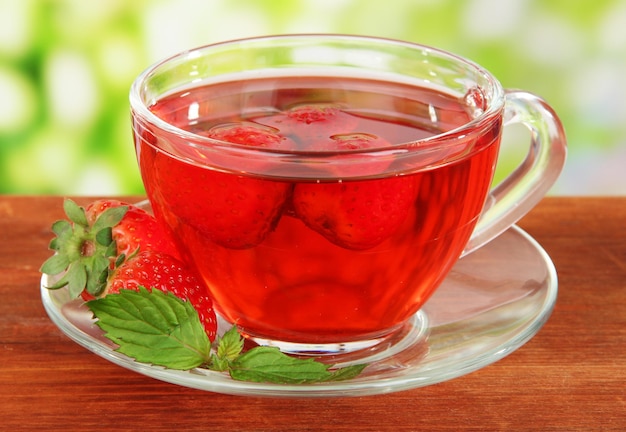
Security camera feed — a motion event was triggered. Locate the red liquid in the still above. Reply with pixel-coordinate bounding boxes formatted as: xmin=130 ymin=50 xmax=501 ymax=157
xmin=134 ymin=76 xmax=501 ymax=344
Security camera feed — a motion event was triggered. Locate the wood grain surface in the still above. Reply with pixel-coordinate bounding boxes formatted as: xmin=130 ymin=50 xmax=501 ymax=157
xmin=1 ymin=196 xmax=624 ymax=431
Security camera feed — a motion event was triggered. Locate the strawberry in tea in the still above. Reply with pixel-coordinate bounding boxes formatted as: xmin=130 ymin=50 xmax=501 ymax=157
xmin=130 ymin=35 xmax=566 ymax=353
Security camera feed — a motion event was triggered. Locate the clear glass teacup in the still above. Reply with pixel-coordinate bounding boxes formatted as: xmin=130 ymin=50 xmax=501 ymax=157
xmin=130 ymin=34 xmax=566 ymax=354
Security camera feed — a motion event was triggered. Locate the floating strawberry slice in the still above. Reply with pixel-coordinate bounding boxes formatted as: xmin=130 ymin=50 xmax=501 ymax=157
xmin=292 ymin=176 xmax=417 ymax=250
xmin=287 ymin=104 xmax=346 ymax=124
xmin=325 ymin=133 xmax=391 ymax=151
xmin=255 ymin=103 xmax=359 ymax=149
xmin=205 ymin=122 xmax=295 ymax=150
xmin=303 ymin=132 xmax=394 ymax=179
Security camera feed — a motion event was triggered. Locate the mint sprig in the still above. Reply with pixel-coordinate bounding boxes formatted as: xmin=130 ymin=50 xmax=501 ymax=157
xmin=207 ymin=327 xmax=366 ymax=384
xmin=87 ymin=289 xmax=367 ymax=384
xmin=88 ymin=287 xmax=211 ymax=370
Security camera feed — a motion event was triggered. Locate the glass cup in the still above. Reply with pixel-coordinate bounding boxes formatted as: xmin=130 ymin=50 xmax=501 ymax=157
xmin=130 ymin=35 xmax=566 ymax=355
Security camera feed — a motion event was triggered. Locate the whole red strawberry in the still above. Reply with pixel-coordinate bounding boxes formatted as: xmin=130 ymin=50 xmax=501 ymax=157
xmin=154 ymin=160 xmax=291 ymax=249
xmin=41 ymin=199 xmax=217 ymax=341
xmin=104 ymin=250 xmax=217 ymax=341
xmin=40 ymin=199 xmax=180 ymax=298
xmin=151 ymin=123 xmax=292 ymax=249
xmin=293 ymin=176 xmax=418 ymax=250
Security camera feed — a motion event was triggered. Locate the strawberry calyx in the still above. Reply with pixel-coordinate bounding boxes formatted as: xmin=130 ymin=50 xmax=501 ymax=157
xmin=40 ymin=199 xmax=128 ymax=299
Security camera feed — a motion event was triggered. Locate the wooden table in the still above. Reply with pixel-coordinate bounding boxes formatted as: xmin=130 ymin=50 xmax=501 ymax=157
xmin=1 ymin=196 xmax=624 ymax=431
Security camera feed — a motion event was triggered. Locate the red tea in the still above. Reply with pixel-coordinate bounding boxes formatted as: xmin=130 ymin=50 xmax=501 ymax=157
xmin=134 ymin=76 xmax=501 ymax=345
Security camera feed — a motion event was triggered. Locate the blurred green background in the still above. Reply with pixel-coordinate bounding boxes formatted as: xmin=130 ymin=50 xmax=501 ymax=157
xmin=1 ymin=0 xmax=625 ymax=195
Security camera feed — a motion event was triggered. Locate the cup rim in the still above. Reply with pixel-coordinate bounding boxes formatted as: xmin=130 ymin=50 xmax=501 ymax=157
xmin=129 ymin=33 xmax=505 ymax=157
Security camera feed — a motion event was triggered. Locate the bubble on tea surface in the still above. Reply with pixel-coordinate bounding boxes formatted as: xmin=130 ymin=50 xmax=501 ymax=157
xmin=464 ymin=86 xmax=487 ymax=118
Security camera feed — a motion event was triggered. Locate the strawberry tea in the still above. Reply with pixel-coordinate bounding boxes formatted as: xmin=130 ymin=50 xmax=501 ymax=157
xmin=136 ymin=76 xmax=499 ymax=345
xmin=130 ymin=35 xmax=566 ymax=353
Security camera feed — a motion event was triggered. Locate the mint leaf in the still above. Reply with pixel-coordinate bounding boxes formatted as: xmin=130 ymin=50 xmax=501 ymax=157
xmin=326 ymin=363 xmax=368 ymax=382
xmin=208 ymin=325 xmax=245 ymax=372
xmin=87 ymin=288 xmax=367 ymax=383
xmin=228 ymin=346 xmax=367 ymax=384
xmin=217 ymin=325 xmax=244 ymax=361
xmin=206 ymin=326 xmax=367 ymax=384
xmin=87 ymin=288 xmax=212 ymax=370
xmin=229 ymin=346 xmax=331 ymax=383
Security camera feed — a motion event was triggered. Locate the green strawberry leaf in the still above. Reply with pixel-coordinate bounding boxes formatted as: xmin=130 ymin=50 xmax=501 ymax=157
xmin=66 ymin=262 xmax=87 ymax=298
xmin=91 ymin=205 xmax=128 ymax=232
xmin=88 ymin=288 xmax=367 ymax=383
xmin=87 ymin=287 xmax=212 ymax=370
xmin=63 ymin=199 xmax=89 ymax=227
xmin=51 ymin=219 xmax=72 ymax=237
xmin=84 ymin=254 xmax=111 ymax=297
xmin=40 ymin=253 xmax=70 ymax=276
xmin=95 ymin=227 xmax=113 ymax=246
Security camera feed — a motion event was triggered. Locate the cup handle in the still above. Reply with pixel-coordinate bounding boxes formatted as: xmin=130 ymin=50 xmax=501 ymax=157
xmin=462 ymin=90 xmax=567 ymax=256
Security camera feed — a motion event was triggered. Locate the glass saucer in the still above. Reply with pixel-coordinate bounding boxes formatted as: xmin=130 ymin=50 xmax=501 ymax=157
xmin=40 ymin=224 xmax=557 ymax=397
